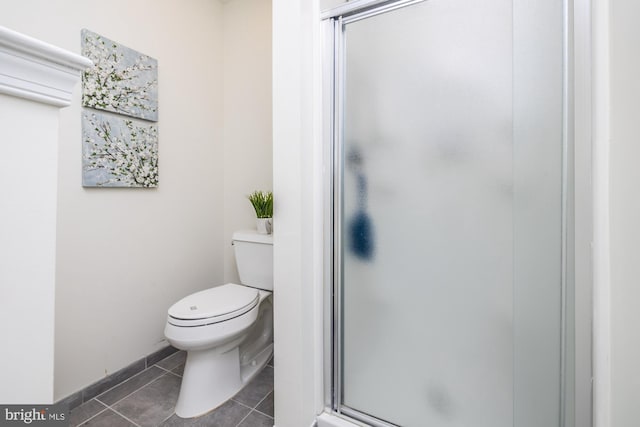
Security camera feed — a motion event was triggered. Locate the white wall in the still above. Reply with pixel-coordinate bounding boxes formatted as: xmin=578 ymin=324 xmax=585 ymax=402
xmin=609 ymin=0 xmax=640 ymax=425
xmin=1 ymin=0 xmax=225 ymax=400
xmin=222 ymin=0 xmax=273 ymax=284
xmin=320 ymin=0 xmax=347 ymax=10
xmin=272 ymin=0 xmax=324 ymax=426
xmin=0 ymin=95 xmax=59 ymax=403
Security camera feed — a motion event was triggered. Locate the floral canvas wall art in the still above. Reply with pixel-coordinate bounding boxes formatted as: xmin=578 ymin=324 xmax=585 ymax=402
xmin=81 ymin=29 xmax=158 ymax=122
xmin=82 ymin=111 xmax=158 ymax=187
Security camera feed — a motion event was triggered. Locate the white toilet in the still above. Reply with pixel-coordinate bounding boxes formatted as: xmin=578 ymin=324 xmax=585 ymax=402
xmin=164 ymin=230 xmax=273 ymax=418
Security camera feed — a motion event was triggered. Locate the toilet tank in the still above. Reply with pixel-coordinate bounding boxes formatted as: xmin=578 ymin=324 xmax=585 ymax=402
xmin=232 ymin=230 xmax=273 ymax=291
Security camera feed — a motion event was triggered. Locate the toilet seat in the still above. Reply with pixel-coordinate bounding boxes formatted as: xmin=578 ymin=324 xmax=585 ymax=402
xmin=168 ymin=283 xmax=259 ymax=327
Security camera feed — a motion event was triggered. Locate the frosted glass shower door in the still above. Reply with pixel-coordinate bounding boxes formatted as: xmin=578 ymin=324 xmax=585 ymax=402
xmin=336 ymin=1 xmax=564 ymax=426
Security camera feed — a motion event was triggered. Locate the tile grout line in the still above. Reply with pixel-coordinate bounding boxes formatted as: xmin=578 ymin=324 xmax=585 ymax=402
xmin=235 ymin=409 xmax=254 ymax=427
xmin=86 ymin=364 xmax=161 ymax=407
xmin=73 ymin=405 xmax=109 ymax=427
xmin=154 ymin=364 xmax=174 ymax=373
xmin=155 ymin=364 xmax=182 ymax=376
xmin=164 ymin=369 xmax=183 ymax=379
xmin=252 ymin=391 xmax=275 ymax=420
xmin=232 ymin=399 xmax=257 ymax=426
xmin=251 ymin=409 xmax=274 ymax=420
xmin=253 ymin=407 xmax=275 ymax=420
xmin=79 ymin=352 xmax=270 ymax=426
xmin=153 ymin=353 xmax=185 ymax=375
xmin=109 ymin=406 xmax=143 ymax=427
xmin=94 ymin=372 xmax=170 ymax=410
xmin=234 ymin=408 xmax=274 ymax=427
xmin=92 ymin=370 xmax=181 ymax=427
xmin=232 ymin=388 xmax=275 ymax=425
xmin=153 ymin=352 xmax=185 ymax=370
xmin=232 ymin=399 xmax=255 ymax=411
xmin=64 ymin=349 xmax=180 ymax=411
xmin=73 ymin=352 xmax=184 ymax=425
xmin=158 ymin=410 xmax=177 ymax=425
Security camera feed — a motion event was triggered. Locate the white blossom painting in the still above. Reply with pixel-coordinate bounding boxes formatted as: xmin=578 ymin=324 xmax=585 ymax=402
xmin=81 ymin=29 xmax=158 ymax=121
xmin=82 ymin=111 xmax=158 ymax=188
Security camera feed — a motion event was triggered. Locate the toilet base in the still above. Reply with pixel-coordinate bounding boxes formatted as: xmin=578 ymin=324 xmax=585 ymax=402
xmin=240 ymin=342 xmax=273 ymax=384
xmin=175 ymin=346 xmax=241 ymax=418
xmin=174 ymin=343 xmax=273 ymax=418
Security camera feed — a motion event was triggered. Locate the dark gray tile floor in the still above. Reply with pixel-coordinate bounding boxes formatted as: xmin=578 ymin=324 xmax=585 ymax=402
xmin=69 ymin=351 xmax=274 ymax=427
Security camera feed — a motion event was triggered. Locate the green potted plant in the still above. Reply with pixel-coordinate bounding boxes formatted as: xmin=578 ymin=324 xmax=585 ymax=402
xmin=248 ymin=190 xmax=273 ymax=234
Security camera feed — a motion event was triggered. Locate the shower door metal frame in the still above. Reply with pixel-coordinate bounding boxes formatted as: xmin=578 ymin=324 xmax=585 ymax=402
xmin=325 ymin=2 xmax=433 ymax=425
xmin=321 ymin=0 xmax=593 ymax=426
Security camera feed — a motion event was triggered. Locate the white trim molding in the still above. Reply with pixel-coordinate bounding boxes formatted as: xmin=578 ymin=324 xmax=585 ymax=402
xmin=0 ymin=26 xmax=92 ymax=107
xmin=317 ymin=412 xmax=360 ymax=427
xmin=592 ymin=0 xmax=612 ymax=424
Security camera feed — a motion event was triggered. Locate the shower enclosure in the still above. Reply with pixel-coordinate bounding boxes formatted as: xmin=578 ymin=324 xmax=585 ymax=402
xmin=324 ymin=0 xmax=573 ymax=426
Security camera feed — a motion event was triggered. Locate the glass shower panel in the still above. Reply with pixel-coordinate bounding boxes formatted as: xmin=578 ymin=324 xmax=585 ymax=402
xmin=338 ymin=1 xmax=563 ymax=426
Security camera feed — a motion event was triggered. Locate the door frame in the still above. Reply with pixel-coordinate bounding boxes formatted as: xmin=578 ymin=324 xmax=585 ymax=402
xmin=318 ymin=0 xmax=599 ymax=426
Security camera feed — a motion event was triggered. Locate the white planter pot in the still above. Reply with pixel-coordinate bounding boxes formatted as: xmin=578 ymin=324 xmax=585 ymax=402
xmin=256 ymin=218 xmax=272 ymax=234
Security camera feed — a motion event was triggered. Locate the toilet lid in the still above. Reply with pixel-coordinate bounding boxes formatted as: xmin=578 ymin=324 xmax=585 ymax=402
xmin=168 ymin=283 xmax=259 ymax=324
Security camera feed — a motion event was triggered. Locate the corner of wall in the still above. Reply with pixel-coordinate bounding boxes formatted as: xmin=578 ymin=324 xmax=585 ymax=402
xmin=222 ymin=0 xmax=273 ymax=284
